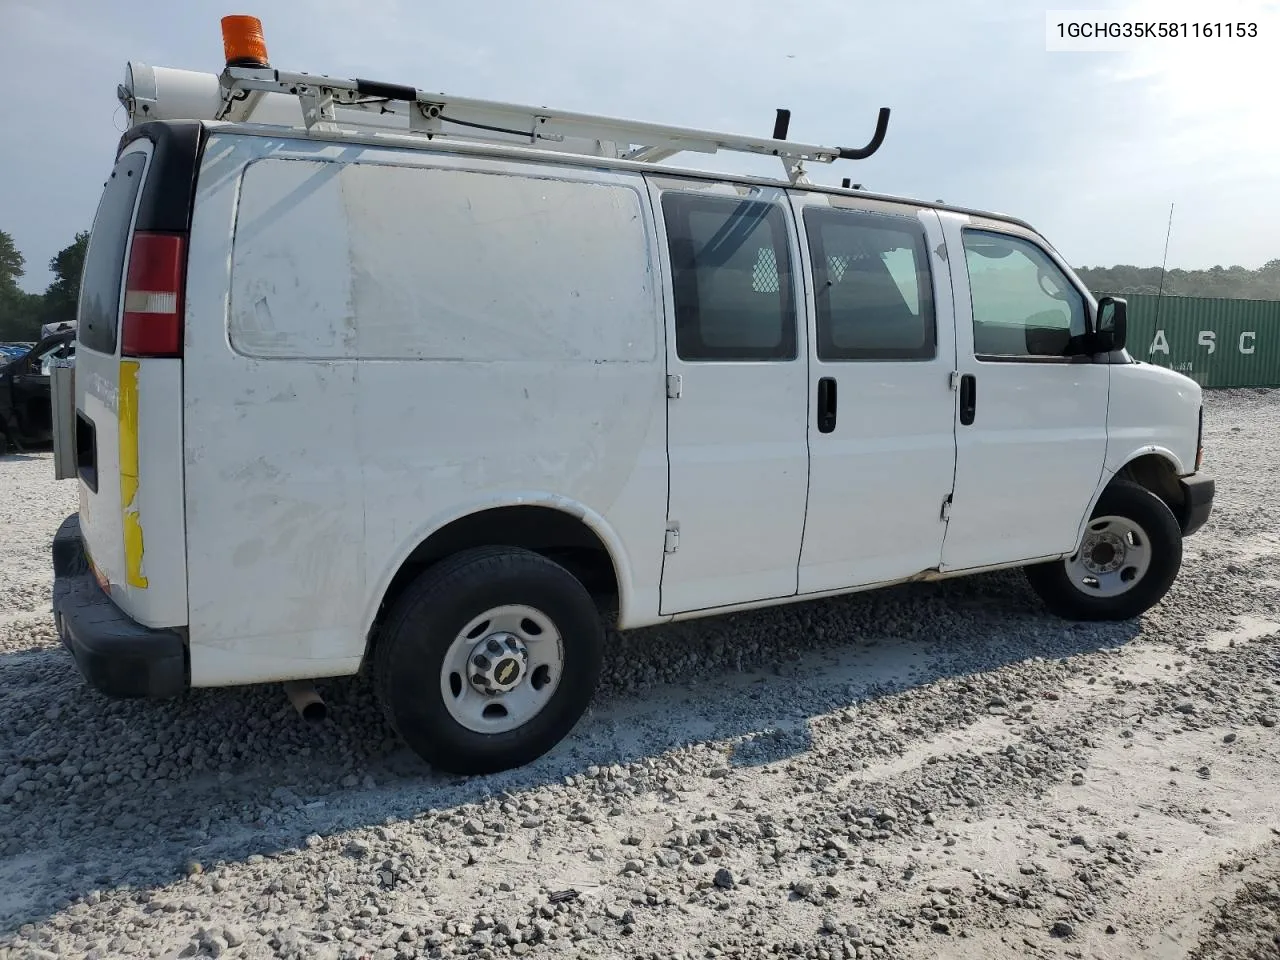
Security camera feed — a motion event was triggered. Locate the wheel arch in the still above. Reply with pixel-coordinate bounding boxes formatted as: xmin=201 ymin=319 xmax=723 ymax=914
xmin=361 ymin=495 xmax=630 ymax=665
xmin=1078 ymin=450 xmax=1187 ymax=548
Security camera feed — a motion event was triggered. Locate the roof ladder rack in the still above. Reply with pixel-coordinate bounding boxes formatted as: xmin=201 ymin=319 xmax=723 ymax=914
xmin=213 ymin=65 xmax=890 ymax=183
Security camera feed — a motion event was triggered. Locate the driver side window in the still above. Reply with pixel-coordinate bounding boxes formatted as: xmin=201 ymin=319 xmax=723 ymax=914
xmin=963 ymin=230 xmax=1085 ymax=359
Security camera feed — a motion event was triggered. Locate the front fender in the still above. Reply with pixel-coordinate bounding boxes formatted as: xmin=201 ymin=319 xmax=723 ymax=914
xmin=1105 ymin=362 xmax=1201 ymax=477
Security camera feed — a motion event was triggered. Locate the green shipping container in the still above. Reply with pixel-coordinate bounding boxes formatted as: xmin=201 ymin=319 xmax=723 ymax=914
xmin=1114 ymin=293 xmax=1280 ymax=388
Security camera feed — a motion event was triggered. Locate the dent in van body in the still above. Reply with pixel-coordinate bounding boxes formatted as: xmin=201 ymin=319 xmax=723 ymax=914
xmin=228 ymin=158 xmax=357 ymax=359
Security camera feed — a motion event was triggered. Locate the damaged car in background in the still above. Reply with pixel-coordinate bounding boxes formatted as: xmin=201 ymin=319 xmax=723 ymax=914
xmin=0 ymin=328 xmax=75 ymax=454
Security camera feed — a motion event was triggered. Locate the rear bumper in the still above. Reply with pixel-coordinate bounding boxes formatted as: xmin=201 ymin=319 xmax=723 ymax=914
xmin=51 ymin=513 xmax=187 ymax=699
xmin=1178 ymin=474 xmax=1215 ymax=538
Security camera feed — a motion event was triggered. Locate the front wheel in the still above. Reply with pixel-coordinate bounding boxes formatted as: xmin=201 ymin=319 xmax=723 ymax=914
xmin=1025 ymin=481 xmax=1183 ymax=621
xmin=374 ymin=546 xmax=604 ymax=775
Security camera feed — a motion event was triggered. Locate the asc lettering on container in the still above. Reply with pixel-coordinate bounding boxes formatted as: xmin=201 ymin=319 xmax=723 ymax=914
xmin=1148 ymin=329 xmax=1258 ymax=356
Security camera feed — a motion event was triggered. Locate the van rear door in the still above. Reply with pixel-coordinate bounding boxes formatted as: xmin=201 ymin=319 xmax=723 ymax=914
xmin=72 ymin=123 xmax=197 ymax=629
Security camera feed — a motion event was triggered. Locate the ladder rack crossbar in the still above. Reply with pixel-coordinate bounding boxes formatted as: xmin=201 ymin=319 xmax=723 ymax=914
xmin=216 ymin=66 xmax=890 ymax=178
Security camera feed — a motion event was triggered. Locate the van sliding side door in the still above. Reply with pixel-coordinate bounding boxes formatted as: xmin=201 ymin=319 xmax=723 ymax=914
xmin=790 ymin=194 xmax=959 ymax=592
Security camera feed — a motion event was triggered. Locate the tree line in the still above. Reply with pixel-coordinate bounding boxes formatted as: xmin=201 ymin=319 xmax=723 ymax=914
xmin=0 ymin=228 xmax=87 ymax=342
xmin=1075 ymin=260 xmax=1280 ymax=301
xmin=2 ymin=225 xmax=1278 ymax=344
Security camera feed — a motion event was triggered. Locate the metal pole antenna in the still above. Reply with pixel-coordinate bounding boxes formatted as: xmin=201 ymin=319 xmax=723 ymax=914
xmin=1154 ymin=202 xmax=1175 ymax=327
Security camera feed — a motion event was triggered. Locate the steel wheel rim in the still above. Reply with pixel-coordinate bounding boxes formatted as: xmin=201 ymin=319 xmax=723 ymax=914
xmin=440 ymin=604 xmax=564 ymax=734
xmin=1064 ymin=514 xmax=1153 ymax=598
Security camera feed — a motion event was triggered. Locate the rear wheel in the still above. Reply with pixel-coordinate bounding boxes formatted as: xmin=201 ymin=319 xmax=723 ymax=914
xmin=374 ymin=546 xmax=603 ymax=775
xmin=1025 ymin=481 xmax=1183 ymax=621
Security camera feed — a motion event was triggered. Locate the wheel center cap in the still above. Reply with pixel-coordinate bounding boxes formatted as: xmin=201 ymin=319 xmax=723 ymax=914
xmin=468 ymin=632 xmax=529 ymax=695
xmin=1084 ymin=533 xmax=1125 ymax=574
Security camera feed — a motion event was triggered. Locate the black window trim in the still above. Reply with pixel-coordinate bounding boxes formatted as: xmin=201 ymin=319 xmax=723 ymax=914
xmin=77 ymin=149 xmax=150 ymax=356
xmin=660 ymin=190 xmax=799 ymax=363
xmin=803 ymin=206 xmax=938 ymax=363
xmin=960 ymin=226 xmax=1100 ymax=366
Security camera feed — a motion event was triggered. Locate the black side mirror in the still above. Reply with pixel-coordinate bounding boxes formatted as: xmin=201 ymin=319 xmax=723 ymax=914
xmin=1094 ymin=296 xmax=1128 ymax=353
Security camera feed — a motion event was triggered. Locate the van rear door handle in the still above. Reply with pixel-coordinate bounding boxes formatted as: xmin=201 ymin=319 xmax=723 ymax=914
xmin=959 ymin=374 xmax=977 ymax=426
xmin=817 ymin=377 xmax=837 ymax=433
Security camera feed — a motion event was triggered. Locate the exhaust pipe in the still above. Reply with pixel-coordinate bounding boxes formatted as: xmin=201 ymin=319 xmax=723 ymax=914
xmin=283 ymin=680 xmax=327 ymax=722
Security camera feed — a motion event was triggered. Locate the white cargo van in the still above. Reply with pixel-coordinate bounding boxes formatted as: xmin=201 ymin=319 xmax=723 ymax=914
xmin=51 ymin=19 xmax=1213 ymax=775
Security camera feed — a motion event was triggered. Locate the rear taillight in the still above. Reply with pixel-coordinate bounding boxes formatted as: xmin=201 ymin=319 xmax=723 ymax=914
xmin=122 ymin=231 xmax=186 ymax=358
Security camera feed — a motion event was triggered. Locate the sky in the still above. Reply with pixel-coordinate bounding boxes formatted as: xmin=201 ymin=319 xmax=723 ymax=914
xmin=1 ymin=0 xmax=1277 ymax=294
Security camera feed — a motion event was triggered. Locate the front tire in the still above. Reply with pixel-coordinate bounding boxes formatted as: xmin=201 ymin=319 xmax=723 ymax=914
xmin=374 ymin=546 xmax=604 ymax=775
xmin=1025 ymin=481 xmax=1183 ymax=621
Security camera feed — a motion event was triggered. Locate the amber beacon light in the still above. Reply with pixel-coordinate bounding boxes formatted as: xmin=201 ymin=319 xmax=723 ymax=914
xmin=221 ymin=15 xmax=270 ymax=68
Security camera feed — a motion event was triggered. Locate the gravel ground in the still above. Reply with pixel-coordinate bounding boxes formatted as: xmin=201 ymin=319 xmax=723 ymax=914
xmin=1 ymin=390 xmax=1279 ymax=960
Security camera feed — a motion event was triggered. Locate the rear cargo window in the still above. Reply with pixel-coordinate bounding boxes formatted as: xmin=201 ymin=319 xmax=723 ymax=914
xmin=78 ymin=151 xmax=147 ymax=355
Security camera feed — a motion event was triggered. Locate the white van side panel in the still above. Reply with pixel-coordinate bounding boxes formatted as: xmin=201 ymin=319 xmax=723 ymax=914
xmin=183 ymin=136 xmax=365 ymax=685
xmin=183 ymin=135 xmax=667 ymax=686
xmin=333 ymin=160 xmax=667 ymax=633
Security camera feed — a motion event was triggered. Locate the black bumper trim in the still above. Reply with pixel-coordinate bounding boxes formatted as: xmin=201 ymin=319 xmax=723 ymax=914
xmin=1178 ymin=474 xmax=1215 ymax=537
xmin=51 ymin=513 xmax=188 ymax=699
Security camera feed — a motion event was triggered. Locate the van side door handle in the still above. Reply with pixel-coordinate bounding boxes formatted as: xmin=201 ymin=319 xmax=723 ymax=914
xmin=817 ymin=377 xmax=837 ymax=433
xmin=959 ymin=374 xmax=977 ymax=426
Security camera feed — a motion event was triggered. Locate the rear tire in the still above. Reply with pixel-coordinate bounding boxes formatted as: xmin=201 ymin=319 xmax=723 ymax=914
xmin=374 ymin=546 xmax=603 ymax=775
xmin=1025 ymin=481 xmax=1183 ymax=621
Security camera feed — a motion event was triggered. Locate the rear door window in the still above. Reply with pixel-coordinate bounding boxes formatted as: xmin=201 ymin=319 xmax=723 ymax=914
xmin=78 ymin=151 xmax=147 ymax=355
xmin=803 ymin=207 xmax=936 ymax=361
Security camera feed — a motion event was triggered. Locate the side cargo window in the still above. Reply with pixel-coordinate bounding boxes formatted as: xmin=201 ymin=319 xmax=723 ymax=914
xmin=661 ymin=193 xmax=797 ymax=361
xmin=803 ymin=207 xmax=936 ymax=361
xmin=963 ymin=230 xmax=1087 ymax=360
